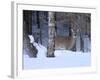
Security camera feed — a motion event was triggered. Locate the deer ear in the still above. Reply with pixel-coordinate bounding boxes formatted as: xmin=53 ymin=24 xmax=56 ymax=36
xmin=71 ymin=29 xmax=74 ymax=32
xmin=77 ymin=29 xmax=80 ymax=32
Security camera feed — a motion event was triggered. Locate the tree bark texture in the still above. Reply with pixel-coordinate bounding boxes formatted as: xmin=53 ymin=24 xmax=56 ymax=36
xmin=47 ymin=12 xmax=55 ymax=57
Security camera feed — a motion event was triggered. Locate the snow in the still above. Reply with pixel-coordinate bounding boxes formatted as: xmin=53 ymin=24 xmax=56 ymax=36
xmin=28 ymin=35 xmax=35 ymax=43
xmin=23 ymin=42 xmax=91 ymax=69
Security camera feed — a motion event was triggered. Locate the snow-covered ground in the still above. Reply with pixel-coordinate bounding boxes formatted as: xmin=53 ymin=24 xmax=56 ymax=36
xmin=23 ymin=42 xmax=91 ymax=69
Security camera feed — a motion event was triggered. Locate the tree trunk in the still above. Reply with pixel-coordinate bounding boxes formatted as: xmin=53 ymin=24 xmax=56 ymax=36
xmin=80 ymin=14 xmax=84 ymax=52
xmin=36 ymin=11 xmax=42 ymax=44
xmin=47 ymin=12 xmax=55 ymax=57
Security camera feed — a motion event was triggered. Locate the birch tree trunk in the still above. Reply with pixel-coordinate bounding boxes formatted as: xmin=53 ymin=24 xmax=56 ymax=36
xmin=47 ymin=12 xmax=55 ymax=57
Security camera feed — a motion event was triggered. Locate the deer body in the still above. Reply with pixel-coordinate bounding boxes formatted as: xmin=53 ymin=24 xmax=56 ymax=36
xmin=55 ymin=29 xmax=77 ymax=50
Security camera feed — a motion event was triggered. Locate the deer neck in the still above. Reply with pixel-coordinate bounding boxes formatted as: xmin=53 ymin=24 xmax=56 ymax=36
xmin=69 ymin=31 xmax=76 ymax=45
xmin=70 ymin=30 xmax=76 ymax=38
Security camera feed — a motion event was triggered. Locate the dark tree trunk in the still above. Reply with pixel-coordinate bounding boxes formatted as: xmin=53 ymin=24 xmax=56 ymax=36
xmin=80 ymin=14 xmax=86 ymax=52
xmin=36 ymin=11 xmax=42 ymax=44
xmin=23 ymin=10 xmax=32 ymax=35
xmin=23 ymin=11 xmax=38 ymax=57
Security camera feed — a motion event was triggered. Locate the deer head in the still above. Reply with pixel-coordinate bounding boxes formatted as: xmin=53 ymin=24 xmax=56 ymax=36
xmin=71 ymin=28 xmax=80 ymax=38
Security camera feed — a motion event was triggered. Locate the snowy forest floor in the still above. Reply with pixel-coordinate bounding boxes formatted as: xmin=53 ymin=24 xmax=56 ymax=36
xmin=23 ymin=43 xmax=91 ymax=69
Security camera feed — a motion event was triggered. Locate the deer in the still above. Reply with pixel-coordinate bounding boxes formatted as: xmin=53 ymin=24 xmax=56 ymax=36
xmin=54 ymin=28 xmax=79 ymax=50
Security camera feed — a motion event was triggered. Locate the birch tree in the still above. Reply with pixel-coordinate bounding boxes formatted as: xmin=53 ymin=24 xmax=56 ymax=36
xmin=47 ymin=12 xmax=55 ymax=57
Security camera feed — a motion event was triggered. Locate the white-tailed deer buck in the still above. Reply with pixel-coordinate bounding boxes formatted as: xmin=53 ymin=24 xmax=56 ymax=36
xmin=55 ymin=29 xmax=79 ymax=50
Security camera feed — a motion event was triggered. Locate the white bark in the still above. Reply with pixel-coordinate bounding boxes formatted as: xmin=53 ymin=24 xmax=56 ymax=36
xmin=47 ymin=12 xmax=55 ymax=57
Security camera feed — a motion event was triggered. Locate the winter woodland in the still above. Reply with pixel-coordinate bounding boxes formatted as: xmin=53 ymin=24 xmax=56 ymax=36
xmin=23 ymin=10 xmax=91 ymax=69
